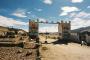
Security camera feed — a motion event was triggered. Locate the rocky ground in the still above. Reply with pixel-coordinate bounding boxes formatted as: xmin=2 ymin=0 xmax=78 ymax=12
xmin=1 ymin=36 xmax=90 ymax=60
xmin=0 ymin=47 xmax=37 ymax=60
xmin=39 ymin=36 xmax=90 ymax=60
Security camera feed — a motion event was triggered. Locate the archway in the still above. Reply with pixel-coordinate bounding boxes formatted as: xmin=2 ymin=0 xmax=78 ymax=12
xmin=29 ymin=19 xmax=71 ymax=42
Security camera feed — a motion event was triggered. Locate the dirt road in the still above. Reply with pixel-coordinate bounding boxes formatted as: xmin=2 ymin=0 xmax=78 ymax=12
xmin=40 ymin=39 xmax=90 ymax=60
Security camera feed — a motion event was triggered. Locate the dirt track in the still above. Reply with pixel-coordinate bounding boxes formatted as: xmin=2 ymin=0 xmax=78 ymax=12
xmin=40 ymin=39 xmax=90 ymax=60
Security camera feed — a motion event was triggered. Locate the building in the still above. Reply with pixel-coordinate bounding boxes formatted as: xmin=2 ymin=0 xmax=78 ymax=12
xmin=79 ymin=30 xmax=90 ymax=45
xmin=70 ymin=32 xmax=80 ymax=43
xmin=29 ymin=20 xmax=38 ymax=39
xmin=58 ymin=21 xmax=71 ymax=39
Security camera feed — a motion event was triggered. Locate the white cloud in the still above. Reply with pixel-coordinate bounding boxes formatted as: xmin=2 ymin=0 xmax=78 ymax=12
xmin=69 ymin=12 xmax=76 ymax=17
xmin=76 ymin=12 xmax=90 ymax=18
xmin=61 ymin=6 xmax=79 ymax=12
xmin=39 ymin=25 xmax=58 ymax=32
xmin=35 ymin=8 xmax=42 ymax=12
xmin=71 ymin=18 xmax=90 ymax=30
xmin=0 ymin=15 xmax=27 ymax=27
xmin=12 ymin=8 xmax=27 ymax=18
xmin=87 ymin=6 xmax=90 ymax=8
xmin=70 ymin=11 xmax=90 ymax=18
xmin=60 ymin=6 xmax=79 ymax=16
xmin=27 ymin=11 xmax=32 ymax=14
xmin=43 ymin=0 xmax=53 ymax=5
xmin=60 ymin=12 xmax=68 ymax=16
xmin=70 ymin=12 xmax=90 ymax=30
xmin=71 ymin=0 xmax=83 ymax=3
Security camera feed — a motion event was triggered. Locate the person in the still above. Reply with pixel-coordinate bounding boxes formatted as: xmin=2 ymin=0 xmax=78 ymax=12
xmin=44 ymin=40 xmax=48 ymax=44
xmin=80 ymin=35 xmax=87 ymax=46
xmin=44 ymin=35 xmax=48 ymax=44
xmin=81 ymin=40 xmax=84 ymax=46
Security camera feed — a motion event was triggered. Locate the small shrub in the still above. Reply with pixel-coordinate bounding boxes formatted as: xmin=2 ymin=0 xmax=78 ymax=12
xmin=42 ymin=46 xmax=48 ymax=50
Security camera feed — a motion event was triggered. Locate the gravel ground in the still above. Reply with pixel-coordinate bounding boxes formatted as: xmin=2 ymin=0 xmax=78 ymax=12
xmin=0 ymin=47 xmax=36 ymax=60
xmin=40 ymin=38 xmax=90 ymax=60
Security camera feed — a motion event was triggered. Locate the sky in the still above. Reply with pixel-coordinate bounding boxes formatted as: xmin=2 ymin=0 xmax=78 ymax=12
xmin=0 ymin=0 xmax=90 ymax=32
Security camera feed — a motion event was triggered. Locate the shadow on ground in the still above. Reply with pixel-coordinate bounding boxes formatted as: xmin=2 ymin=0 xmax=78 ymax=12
xmin=0 ymin=43 xmax=24 ymax=48
xmin=52 ymin=39 xmax=90 ymax=46
xmin=52 ymin=39 xmax=71 ymax=45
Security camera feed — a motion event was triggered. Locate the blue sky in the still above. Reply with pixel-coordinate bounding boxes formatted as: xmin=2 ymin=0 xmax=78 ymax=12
xmin=0 ymin=0 xmax=90 ymax=32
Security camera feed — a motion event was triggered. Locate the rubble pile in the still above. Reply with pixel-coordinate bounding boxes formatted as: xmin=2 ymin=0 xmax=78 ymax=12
xmin=0 ymin=47 xmax=36 ymax=60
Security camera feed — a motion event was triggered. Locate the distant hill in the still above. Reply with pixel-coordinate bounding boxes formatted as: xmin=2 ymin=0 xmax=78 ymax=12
xmin=0 ymin=26 xmax=27 ymax=33
xmin=39 ymin=32 xmax=58 ymax=34
xmin=71 ymin=26 xmax=90 ymax=33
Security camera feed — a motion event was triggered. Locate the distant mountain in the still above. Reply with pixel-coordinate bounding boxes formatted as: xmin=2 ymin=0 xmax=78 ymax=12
xmin=71 ymin=26 xmax=90 ymax=33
